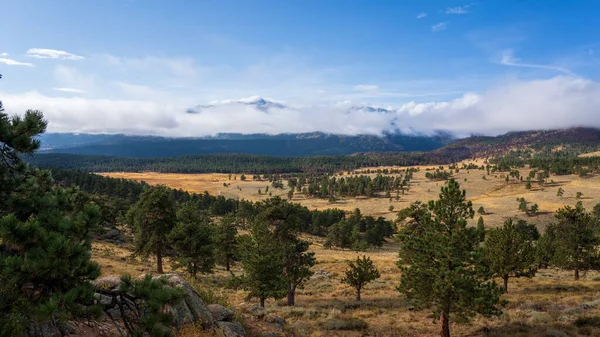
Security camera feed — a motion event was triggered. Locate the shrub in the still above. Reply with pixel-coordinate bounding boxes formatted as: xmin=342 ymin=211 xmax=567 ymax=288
xmin=322 ymin=318 xmax=368 ymax=331
xmin=574 ymin=316 xmax=600 ymax=328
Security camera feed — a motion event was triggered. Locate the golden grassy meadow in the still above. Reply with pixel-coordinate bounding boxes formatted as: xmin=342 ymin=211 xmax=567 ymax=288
xmin=97 ymin=165 xmax=600 ymax=336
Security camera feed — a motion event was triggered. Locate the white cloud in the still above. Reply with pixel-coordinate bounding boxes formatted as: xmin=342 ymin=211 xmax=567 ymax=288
xmin=26 ymin=48 xmax=84 ymax=60
xmin=0 ymin=52 xmax=8 ymax=57
xmin=446 ymin=6 xmax=469 ymax=14
xmin=53 ymin=65 xmax=96 ymax=92
xmin=0 ymin=57 xmax=34 ymax=67
xmin=416 ymin=12 xmax=427 ymax=19
xmin=3 ymin=76 xmax=600 ymax=137
xmin=431 ymin=22 xmax=448 ymax=32
xmin=354 ymin=84 xmax=379 ymax=92
xmin=499 ymin=49 xmax=575 ymax=76
xmin=53 ymin=87 xmax=87 ymax=94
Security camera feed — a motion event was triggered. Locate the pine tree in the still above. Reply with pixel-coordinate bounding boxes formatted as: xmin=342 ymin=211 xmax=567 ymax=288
xmin=548 ymin=205 xmax=599 ymax=280
xmin=0 ymin=102 xmax=101 ymax=334
xmin=341 ymin=255 xmax=380 ymax=301
xmin=557 ymin=187 xmax=564 ymax=197
xmin=127 ymin=185 xmax=177 ymax=273
xmin=281 ymin=238 xmax=316 ymax=306
xmin=215 ymin=214 xmax=239 ymax=271
xmin=476 ymin=216 xmax=486 ymax=242
xmin=236 ymin=220 xmax=287 ymax=307
xmin=169 ymin=201 xmax=216 ymax=279
xmin=483 ymin=219 xmax=537 ymax=293
xmin=477 ymin=206 xmax=486 ymax=215
xmin=397 ymin=179 xmax=502 ymax=337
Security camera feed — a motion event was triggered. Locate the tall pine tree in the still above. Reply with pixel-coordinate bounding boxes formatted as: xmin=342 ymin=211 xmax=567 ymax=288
xmin=127 ymin=185 xmax=177 ymax=273
xmin=397 ymin=179 xmax=502 ymax=337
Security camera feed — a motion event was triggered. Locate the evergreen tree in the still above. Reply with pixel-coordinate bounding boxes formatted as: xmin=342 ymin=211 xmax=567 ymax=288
xmin=215 ymin=215 xmax=239 ymax=271
xmin=483 ymin=219 xmax=537 ymax=293
xmin=341 ymin=255 xmax=380 ymax=301
xmin=127 ymin=185 xmax=177 ymax=273
xmin=169 ymin=201 xmax=216 ymax=279
xmin=281 ymin=239 xmax=315 ymax=306
xmin=476 ymin=216 xmax=486 ymax=242
xmin=236 ymin=220 xmax=287 ymax=307
xmin=0 ymin=101 xmax=101 ymax=334
xmin=557 ymin=187 xmax=564 ymax=197
xmin=548 ymin=205 xmax=599 ymax=280
xmin=397 ymin=179 xmax=502 ymax=337
xmin=477 ymin=206 xmax=486 ymax=215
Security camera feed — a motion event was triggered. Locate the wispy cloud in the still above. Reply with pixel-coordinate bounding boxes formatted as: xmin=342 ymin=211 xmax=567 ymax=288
xmin=446 ymin=6 xmax=469 ymax=14
xmin=446 ymin=3 xmax=477 ymax=15
xmin=26 ymin=48 xmax=84 ymax=60
xmin=0 ymin=52 xmax=8 ymax=57
xmin=53 ymin=87 xmax=87 ymax=94
xmin=53 ymin=65 xmax=96 ymax=91
xmin=431 ymin=22 xmax=448 ymax=32
xmin=499 ymin=49 xmax=576 ymax=76
xmin=0 ymin=57 xmax=34 ymax=67
xmin=354 ymin=84 xmax=379 ymax=92
xmin=416 ymin=12 xmax=427 ymax=19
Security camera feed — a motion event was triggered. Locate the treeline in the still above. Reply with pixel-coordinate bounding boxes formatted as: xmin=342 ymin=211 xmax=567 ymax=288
xmin=47 ymin=169 xmax=394 ymax=240
xmin=299 ymin=173 xmax=413 ymax=199
xmin=490 ymin=155 xmax=600 ymax=176
xmin=26 ymin=150 xmax=469 ymax=174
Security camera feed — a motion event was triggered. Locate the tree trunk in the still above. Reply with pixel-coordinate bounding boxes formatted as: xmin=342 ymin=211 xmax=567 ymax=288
xmin=440 ymin=310 xmax=450 ymax=337
xmin=356 ymin=285 xmax=361 ymax=301
xmin=287 ymin=284 xmax=296 ymax=306
xmin=156 ymin=246 xmax=163 ymax=274
xmin=503 ymin=274 xmax=509 ymax=293
xmin=260 ymin=297 xmax=265 ymax=308
xmin=225 ymin=257 xmax=231 ymax=272
xmin=575 ymin=268 xmax=580 ymax=281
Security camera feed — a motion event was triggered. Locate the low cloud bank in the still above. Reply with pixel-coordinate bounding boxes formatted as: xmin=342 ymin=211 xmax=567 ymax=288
xmin=2 ymin=76 xmax=599 ymax=137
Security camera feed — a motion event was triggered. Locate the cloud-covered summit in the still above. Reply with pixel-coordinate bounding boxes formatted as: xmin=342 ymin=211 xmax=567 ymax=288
xmin=3 ymin=75 xmax=598 ymax=139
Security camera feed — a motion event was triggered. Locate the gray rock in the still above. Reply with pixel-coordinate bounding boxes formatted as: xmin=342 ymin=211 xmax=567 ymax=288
xmin=92 ymin=275 xmax=122 ymax=291
xmin=208 ymin=304 xmax=235 ymax=321
xmin=264 ymin=313 xmax=286 ymax=327
xmin=217 ymin=321 xmax=246 ymax=337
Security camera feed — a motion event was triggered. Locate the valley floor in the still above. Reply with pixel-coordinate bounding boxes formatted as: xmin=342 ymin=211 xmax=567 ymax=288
xmin=94 ymin=237 xmax=600 ymax=337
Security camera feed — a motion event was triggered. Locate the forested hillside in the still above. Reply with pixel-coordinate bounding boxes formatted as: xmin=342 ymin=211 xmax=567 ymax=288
xmin=38 ymin=132 xmax=453 ymax=157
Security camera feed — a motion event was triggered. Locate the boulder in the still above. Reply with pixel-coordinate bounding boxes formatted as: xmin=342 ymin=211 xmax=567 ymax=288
xmin=208 ymin=304 xmax=235 ymax=322
xmin=237 ymin=303 xmax=267 ymax=318
xmin=216 ymin=321 xmax=246 ymax=337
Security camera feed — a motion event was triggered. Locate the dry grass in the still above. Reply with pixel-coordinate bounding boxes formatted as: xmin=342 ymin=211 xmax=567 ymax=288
xmin=93 ymin=236 xmax=600 ymax=337
xmin=96 ymin=164 xmax=600 ymax=336
xmin=101 ymin=164 xmax=600 ymax=226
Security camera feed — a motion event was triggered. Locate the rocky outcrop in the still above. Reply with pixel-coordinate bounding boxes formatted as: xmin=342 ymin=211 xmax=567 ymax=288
xmin=90 ymin=273 xmax=245 ymax=336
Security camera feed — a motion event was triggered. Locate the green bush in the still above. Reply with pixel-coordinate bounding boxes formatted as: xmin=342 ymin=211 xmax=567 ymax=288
xmin=322 ymin=318 xmax=368 ymax=331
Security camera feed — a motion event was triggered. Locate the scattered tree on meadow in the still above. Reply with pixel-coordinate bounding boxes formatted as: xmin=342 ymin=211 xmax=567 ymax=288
xmin=341 ymin=255 xmax=380 ymax=301
xmin=557 ymin=187 xmax=564 ymax=197
xmin=546 ymin=205 xmax=600 ymax=280
xmin=236 ymin=220 xmax=287 ymax=307
xmin=127 ymin=185 xmax=177 ymax=273
xmin=477 ymin=206 xmax=486 ymax=215
xmin=483 ymin=219 xmax=538 ymax=293
xmin=576 ymin=191 xmax=584 ymax=199
xmin=397 ymin=179 xmax=503 ymax=337
xmin=257 ymin=197 xmax=317 ymax=306
xmin=169 ymin=201 xmax=216 ymax=278
xmin=215 ymin=214 xmax=239 ymax=271
xmin=477 ymin=216 xmax=486 ymax=242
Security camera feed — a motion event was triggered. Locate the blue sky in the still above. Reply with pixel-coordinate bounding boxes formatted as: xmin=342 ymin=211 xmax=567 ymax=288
xmin=1 ymin=0 xmax=600 ymax=136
